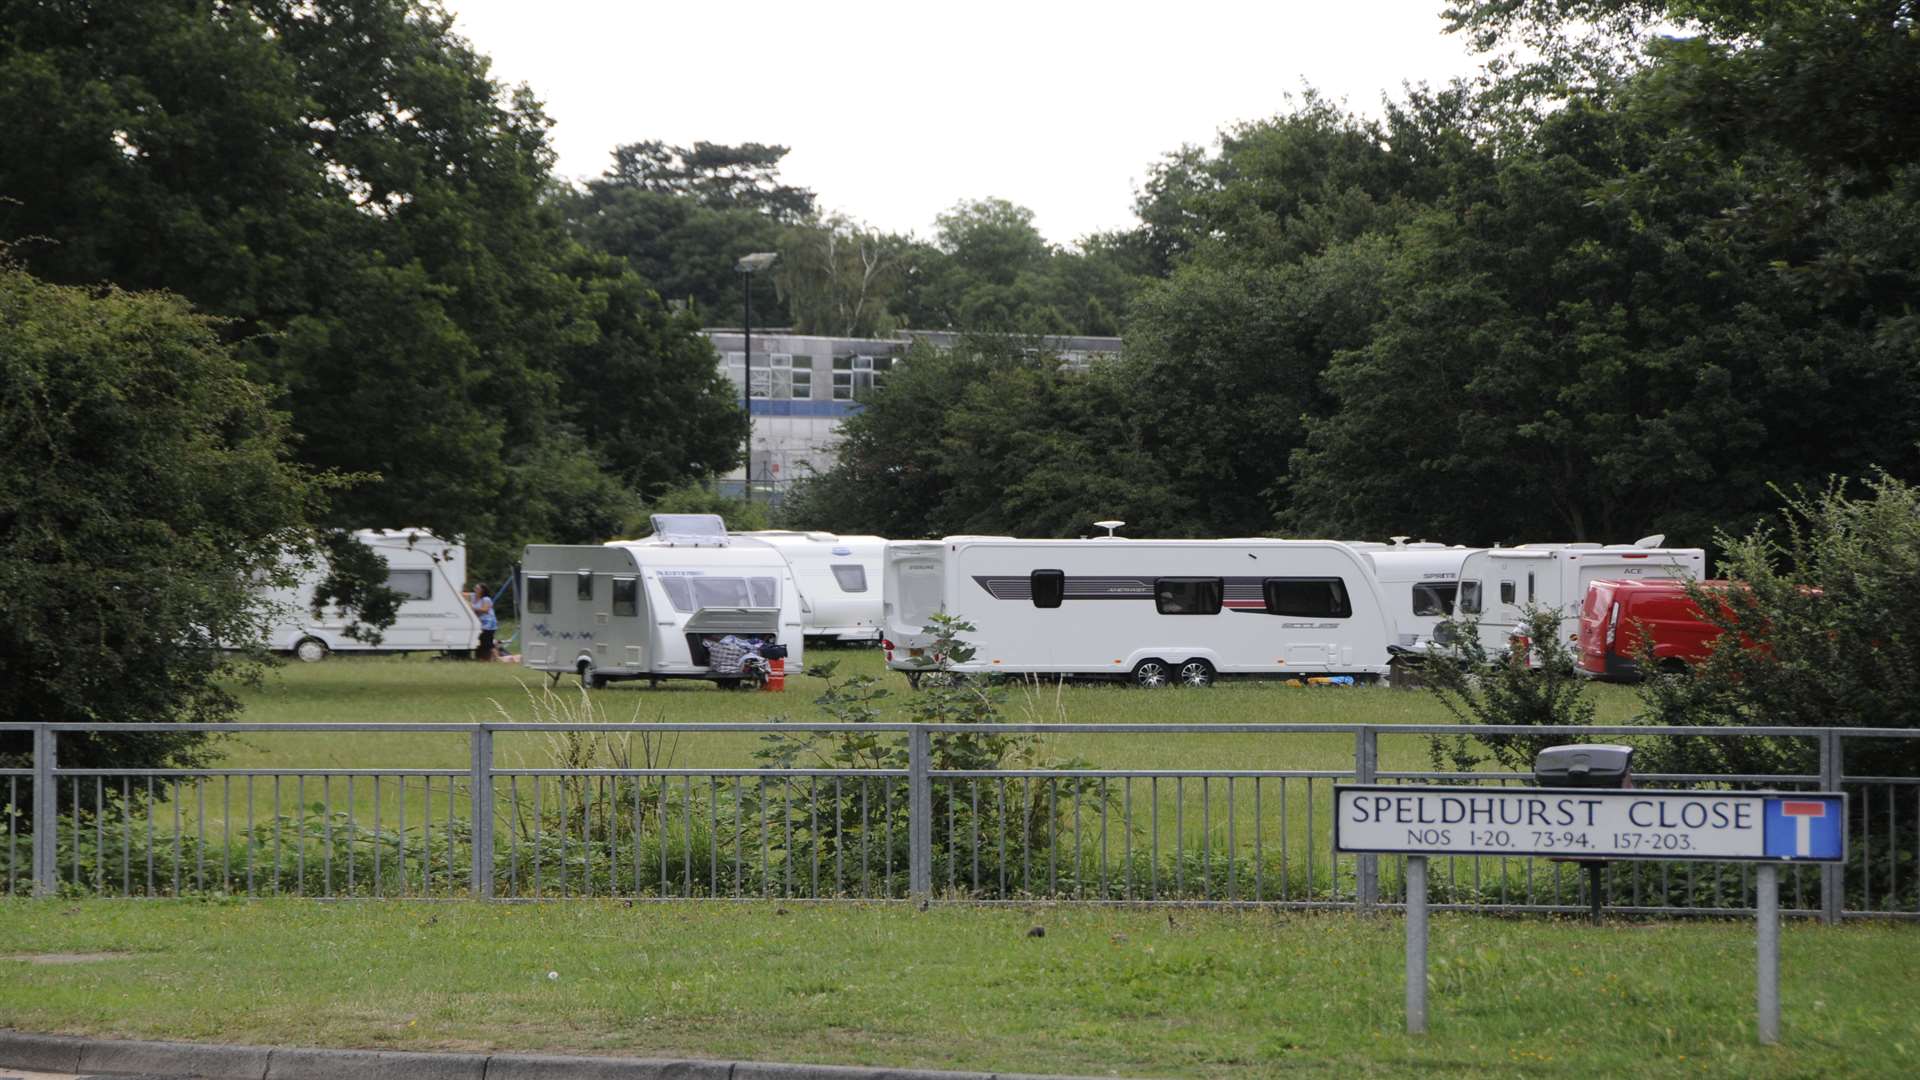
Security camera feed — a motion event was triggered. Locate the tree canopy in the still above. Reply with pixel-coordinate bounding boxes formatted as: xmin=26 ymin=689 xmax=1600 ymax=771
xmin=0 ymin=0 xmax=744 ymax=573
xmin=0 ymin=263 xmax=318 ymax=773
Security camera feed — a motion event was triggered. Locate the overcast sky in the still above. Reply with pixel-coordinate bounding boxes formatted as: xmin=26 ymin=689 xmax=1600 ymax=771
xmin=443 ymin=1 xmax=1490 ymax=247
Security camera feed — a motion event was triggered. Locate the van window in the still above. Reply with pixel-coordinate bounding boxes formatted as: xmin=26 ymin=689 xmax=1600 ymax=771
xmin=1458 ymin=580 xmax=1482 ymax=614
xmin=577 ymin=573 xmax=594 ymax=602
xmin=1031 ymin=569 xmax=1065 ymax=609
xmin=1156 ymin=578 xmax=1222 ymax=615
xmin=830 ymin=564 xmax=868 ymax=593
xmin=386 ymin=569 xmax=432 ymax=600
xmin=1411 ymin=583 xmax=1457 ymax=617
xmin=1262 ymin=577 xmax=1352 ymax=618
xmin=1500 ymin=580 xmax=1517 ymax=605
xmin=612 ymin=577 xmax=638 ymax=617
xmin=526 ymin=575 xmax=551 ymax=614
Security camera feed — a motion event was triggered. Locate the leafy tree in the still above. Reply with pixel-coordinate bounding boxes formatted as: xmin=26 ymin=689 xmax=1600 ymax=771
xmin=0 ymin=1 xmax=739 ymax=575
xmin=775 ymin=214 xmax=909 ymax=338
xmin=560 ymin=140 xmax=813 ymax=324
xmin=1633 ymin=473 xmax=1920 ymax=777
xmin=782 ymin=339 xmax=1188 ymax=538
xmin=1422 ymin=607 xmax=1599 ymax=776
xmin=0 ymin=265 xmax=320 ymax=783
xmin=627 ymin=481 xmax=774 ymax=535
xmin=560 ymin=254 xmax=746 ymax=496
xmin=603 ymin=140 xmax=817 ymax=222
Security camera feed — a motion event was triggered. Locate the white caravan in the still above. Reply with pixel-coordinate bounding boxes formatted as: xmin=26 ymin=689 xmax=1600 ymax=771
xmin=882 ymin=537 xmax=1395 ymax=686
xmin=1348 ymin=541 xmax=1480 ymax=654
xmin=1454 ymin=537 xmax=1705 ymax=657
xmin=519 ymin=524 xmax=805 ymax=688
xmin=732 ymin=530 xmax=887 ymax=643
xmin=259 ymin=529 xmax=479 ymax=662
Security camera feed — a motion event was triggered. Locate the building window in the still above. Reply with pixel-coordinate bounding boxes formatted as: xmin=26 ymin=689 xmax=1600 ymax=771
xmin=385 ymin=569 xmax=432 ymax=600
xmin=1030 ymin=569 xmax=1065 ymax=609
xmin=1262 ymin=577 xmax=1353 ymax=618
xmin=830 ymin=564 xmax=868 ymax=593
xmin=577 ymin=573 xmax=594 ymax=602
xmin=527 ymin=576 xmax=551 ymax=615
xmin=773 ymin=354 xmax=813 ymax=400
xmin=832 ymin=354 xmax=892 ymax=400
xmin=1411 ymin=583 xmax=1457 ymax=617
xmin=1155 ymin=578 xmax=1223 ymax=615
xmin=724 ymin=351 xmax=771 ymax=398
xmin=612 ymin=577 xmax=638 ymax=617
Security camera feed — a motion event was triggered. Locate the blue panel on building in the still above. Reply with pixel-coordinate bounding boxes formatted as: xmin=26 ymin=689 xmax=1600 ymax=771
xmin=748 ymin=400 xmax=862 ymax=418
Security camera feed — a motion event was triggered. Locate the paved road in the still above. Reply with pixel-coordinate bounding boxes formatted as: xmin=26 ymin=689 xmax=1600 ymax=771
xmin=3 ymin=1072 xmax=191 ymax=1079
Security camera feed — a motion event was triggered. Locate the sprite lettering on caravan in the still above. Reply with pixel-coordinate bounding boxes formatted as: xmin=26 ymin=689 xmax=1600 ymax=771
xmin=1336 ymin=787 xmax=1842 ymax=862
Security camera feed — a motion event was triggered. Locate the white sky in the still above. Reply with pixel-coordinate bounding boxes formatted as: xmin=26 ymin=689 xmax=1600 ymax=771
xmin=443 ymin=0 xmax=1489 ymax=247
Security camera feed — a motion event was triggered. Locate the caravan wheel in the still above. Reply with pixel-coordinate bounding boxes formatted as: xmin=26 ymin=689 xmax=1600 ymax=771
xmin=293 ymin=637 xmax=329 ymax=663
xmin=1176 ymin=659 xmax=1216 ymax=688
xmin=578 ymin=661 xmax=607 ymax=690
xmin=1131 ymin=659 xmax=1172 ymax=689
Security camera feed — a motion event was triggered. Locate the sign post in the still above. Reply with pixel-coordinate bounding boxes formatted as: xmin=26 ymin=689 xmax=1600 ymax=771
xmin=1335 ymin=785 xmax=1846 ymax=1041
xmin=1405 ymin=855 xmax=1428 ymax=1035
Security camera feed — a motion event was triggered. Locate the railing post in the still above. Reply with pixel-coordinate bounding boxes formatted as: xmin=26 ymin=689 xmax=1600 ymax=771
xmin=470 ymin=726 xmax=494 ymax=899
xmin=1819 ymin=729 xmax=1843 ymax=925
xmin=1355 ymin=726 xmax=1379 ymax=913
xmin=33 ymin=725 xmax=58 ymax=897
xmin=908 ymin=725 xmax=932 ymax=901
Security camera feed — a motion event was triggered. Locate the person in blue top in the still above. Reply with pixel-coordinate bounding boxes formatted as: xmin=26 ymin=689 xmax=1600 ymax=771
xmin=472 ymin=583 xmax=498 ymax=660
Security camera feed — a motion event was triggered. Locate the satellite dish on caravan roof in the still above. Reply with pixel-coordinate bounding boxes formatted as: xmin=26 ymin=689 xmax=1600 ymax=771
xmin=649 ymin=513 xmax=730 ymax=546
xmin=1634 ymin=534 xmax=1667 ymax=549
xmin=1093 ymin=520 xmax=1126 ymax=537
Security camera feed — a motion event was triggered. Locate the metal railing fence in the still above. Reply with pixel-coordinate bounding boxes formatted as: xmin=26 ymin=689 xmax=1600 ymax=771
xmin=3 ymin=722 xmax=1915 ymax=921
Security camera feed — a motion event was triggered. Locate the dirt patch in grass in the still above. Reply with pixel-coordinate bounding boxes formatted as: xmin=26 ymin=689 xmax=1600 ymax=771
xmin=4 ymin=951 xmax=135 ymax=965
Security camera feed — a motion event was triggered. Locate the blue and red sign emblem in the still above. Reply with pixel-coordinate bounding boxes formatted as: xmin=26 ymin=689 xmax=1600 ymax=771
xmin=1762 ymin=796 xmax=1844 ymax=860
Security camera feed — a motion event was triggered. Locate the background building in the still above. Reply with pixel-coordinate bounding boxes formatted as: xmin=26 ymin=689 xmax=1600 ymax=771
xmin=703 ymin=331 xmax=1122 ymax=501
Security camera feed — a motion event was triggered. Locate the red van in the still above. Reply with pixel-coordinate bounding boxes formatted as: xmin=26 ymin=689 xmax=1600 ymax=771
xmin=1577 ymin=578 xmax=1730 ymax=681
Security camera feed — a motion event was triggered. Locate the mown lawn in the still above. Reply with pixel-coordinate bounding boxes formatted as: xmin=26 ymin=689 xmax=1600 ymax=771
xmin=1 ymin=899 xmax=1914 ymax=1078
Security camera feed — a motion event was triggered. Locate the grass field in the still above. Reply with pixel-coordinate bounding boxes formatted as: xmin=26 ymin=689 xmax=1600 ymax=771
xmin=2 ymin=899 xmax=1916 ymax=1078
xmin=12 ymin=649 xmax=1693 ymax=904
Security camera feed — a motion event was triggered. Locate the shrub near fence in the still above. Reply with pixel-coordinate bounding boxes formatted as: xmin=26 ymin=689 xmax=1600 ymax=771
xmin=5 ymin=720 xmax=1916 ymax=918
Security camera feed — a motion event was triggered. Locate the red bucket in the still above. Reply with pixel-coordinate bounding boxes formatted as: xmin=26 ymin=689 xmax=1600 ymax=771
xmin=761 ymin=657 xmax=786 ymax=692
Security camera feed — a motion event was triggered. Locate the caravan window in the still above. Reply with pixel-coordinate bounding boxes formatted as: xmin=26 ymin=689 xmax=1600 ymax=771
xmin=1527 ymin=573 xmax=1536 ymax=602
xmin=577 ymin=573 xmax=594 ymax=602
xmin=526 ymin=576 xmax=551 ymax=614
xmin=831 ymin=564 xmax=868 ymax=593
xmin=1411 ymin=583 xmax=1457 ymax=617
xmin=1155 ymin=578 xmax=1223 ymax=616
xmin=746 ymin=577 xmax=779 ymax=607
xmin=1030 ymin=569 xmax=1065 ymax=609
xmin=612 ymin=577 xmax=638 ymax=617
xmin=656 ymin=575 xmax=781 ymax=613
xmin=1458 ymin=581 xmax=1482 ymax=614
xmin=1262 ymin=577 xmax=1353 ymax=618
xmin=385 ymin=569 xmax=432 ymax=600
xmin=1500 ymin=580 xmax=1517 ymax=605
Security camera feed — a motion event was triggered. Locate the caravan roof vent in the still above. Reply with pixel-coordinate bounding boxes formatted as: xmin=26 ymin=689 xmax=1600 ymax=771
xmin=650 ymin=514 xmax=730 ymax=547
xmin=1093 ymin=520 xmax=1126 ymax=537
xmin=1634 ymin=534 xmax=1666 ymax=549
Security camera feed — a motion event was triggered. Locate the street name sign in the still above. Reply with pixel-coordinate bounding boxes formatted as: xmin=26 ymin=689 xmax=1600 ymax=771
xmin=1335 ymin=786 xmax=1846 ymax=862
xmin=1336 ymin=783 xmax=1848 ymax=1044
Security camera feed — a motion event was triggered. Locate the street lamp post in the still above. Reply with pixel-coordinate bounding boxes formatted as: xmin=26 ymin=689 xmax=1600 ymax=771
xmin=735 ymin=252 xmax=778 ymax=501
